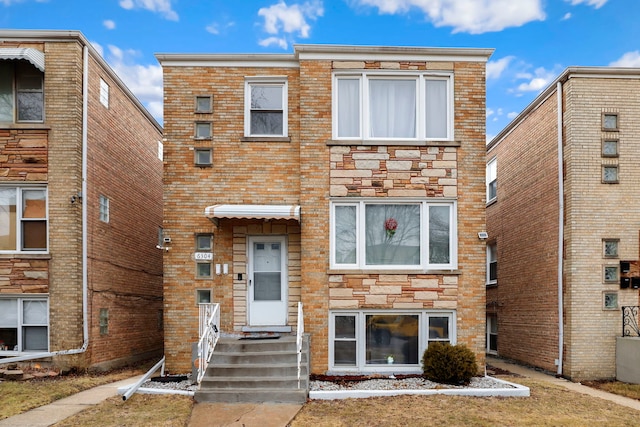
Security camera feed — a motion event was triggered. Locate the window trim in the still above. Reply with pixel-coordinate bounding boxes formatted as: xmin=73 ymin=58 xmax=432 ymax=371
xmin=194 ymin=122 xmax=212 ymax=140
xmin=486 ymin=314 xmax=498 ymax=355
xmin=330 ymin=199 xmax=458 ymax=271
xmin=601 ymin=139 xmax=618 ymax=158
xmin=332 ymin=71 xmax=454 ymax=142
xmin=244 ymin=77 xmax=288 ymax=138
xmin=0 ymin=60 xmax=45 ymax=123
xmin=602 ymin=165 xmax=619 ymax=184
xmin=195 ymin=95 xmax=213 ymax=113
xmin=194 ymin=147 xmax=213 ymax=167
xmin=329 ymin=310 xmax=456 ymax=373
xmin=603 ymin=265 xmax=619 ymax=283
xmin=603 ymin=238 xmax=619 ymax=259
xmin=602 ymin=113 xmax=619 ymax=132
xmin=0 ymin=185 xmax=49 ymax=254
xmin=0 ymin=296 xmax=49 ymax=354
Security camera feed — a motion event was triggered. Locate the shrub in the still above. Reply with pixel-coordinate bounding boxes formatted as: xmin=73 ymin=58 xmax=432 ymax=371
xmin=421 ymin=342 xmax=478 ymax=385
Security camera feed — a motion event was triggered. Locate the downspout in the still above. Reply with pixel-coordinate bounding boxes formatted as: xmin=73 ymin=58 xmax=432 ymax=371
xmin=0 ymin=46 xmax=90 ymax=365
xmin=556 ymin=81 xmax=564 ymax=377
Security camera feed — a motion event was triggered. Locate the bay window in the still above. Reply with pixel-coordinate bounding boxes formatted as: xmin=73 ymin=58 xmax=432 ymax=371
xmin=0 ymin=186 xmax=48 ymax=252
xmin=334 ymin=72 xmax=452 ymax=141
xmin=0 ymin=297 xmax=49 ymax=353
xmin=331 ymin=200 xmax=457 ymax=270
xmin=330 ymin=310 xmax=455 ymax=371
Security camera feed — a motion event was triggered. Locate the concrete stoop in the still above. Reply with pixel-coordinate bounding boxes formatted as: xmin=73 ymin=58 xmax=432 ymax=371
xmin=195 ymin=334 xmax=309 ymax=404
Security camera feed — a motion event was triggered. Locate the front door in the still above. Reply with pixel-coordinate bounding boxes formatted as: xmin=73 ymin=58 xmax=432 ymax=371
xmin=248 ymin=236 xmax=287 ymax=326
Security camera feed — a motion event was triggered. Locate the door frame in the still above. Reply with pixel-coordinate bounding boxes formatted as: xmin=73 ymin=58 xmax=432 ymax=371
xmin=247 ymin=235 xmax=288 ymax=326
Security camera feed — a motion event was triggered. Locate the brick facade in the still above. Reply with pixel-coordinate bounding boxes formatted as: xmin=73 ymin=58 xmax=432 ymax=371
xmin=159 ymin=45 xmax=491 ymax=374
xmin=0 ymin=31 xmax=163 ymax=370
xmin=487 ymin=68 xmax=640 ymax=380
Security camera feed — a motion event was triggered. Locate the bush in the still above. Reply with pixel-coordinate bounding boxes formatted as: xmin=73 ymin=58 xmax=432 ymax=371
xmin=421 ymin=342 xmax=478 ymax=385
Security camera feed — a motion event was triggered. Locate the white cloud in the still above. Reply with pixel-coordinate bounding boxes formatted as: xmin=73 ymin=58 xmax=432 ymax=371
xmin=486 ymin=56 xmax=514 ymax=80
xmin=507 ymin=111 xmax=518 ymax=119
xmin=119 ymin=0 xmax=178 ymax=21
xmin=609 ymin=51 xmax=640 ymax=68
xmin=103 ymin=20 xmax=116 ymax=30
xmin=92 ymin=41 xmax=164 ymax=124
xmin=353 ymin=0 xmax=545 ymax=34
xmin=566 ymin=0 xmax=608 ymax=9
xmin=517 ymin=76 xmax=549 ymax=92
xmin=206 ymin=20 xmax=235 ymax=35
xmin=562 ymin=12 xmax=572 ymax=20
xmin=258 ymin=0 xmax=324 ymax=48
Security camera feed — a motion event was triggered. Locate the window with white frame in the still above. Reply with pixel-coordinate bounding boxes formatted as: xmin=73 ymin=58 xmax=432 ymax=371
xmin=486 ymin=158 xmax=497 ymax=203
xmin=244 ymin=79 xmax=287 ymax=137
xmin=0 ymin=60 xmax=44 ymax=123
xmin=0 ymin=186 xmax=47 ymax=252
xmin=99 ymin=78 xmax=109 ymax=108
xmin=487 ymin=242 xmax=497 ymax=285
xmin=330 ymin=310 xmax=454 ymax=371
xmin=0 ymin=297 xmax=48 ymax=353
xmin=486 ymin=314 xmax=497 ymax=354
xmin=99 ymin=195 xmax=109 ymax=223
xmin=331 ymin=200 xmax=456 ymax=270
xmin=333 ymin=72 xmax=452 ymax=141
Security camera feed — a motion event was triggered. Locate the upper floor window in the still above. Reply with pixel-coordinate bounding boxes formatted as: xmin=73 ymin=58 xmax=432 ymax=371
xmin=331 ymin=200 xmax=457 ymax=270
xmin=0 ymin=61 xmax=44 ymax=123
xmin=0 ymin=186 xmax=47 ymax=252
xmin=486 ymin=158 xmax=497 ymax=203
xmin=195 ymin=95 xmax=212 ymax=113
xmin=487 ymin=242 xmax=497 ymax=285
xmin=99 ymin=195 xmax=110 ymax=223
xmin=244 ymin=79 xmax=288 ymax=137
xmin=602 ymin=113 xmax=618 ymax=131
xmin=99 ymin=78 xmax=109 ymax=108
xmin=333 ymin=72 xmax=452 ymax=141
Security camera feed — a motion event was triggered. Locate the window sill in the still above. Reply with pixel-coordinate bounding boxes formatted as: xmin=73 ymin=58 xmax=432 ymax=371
xmin=0 ymin=123 xmax=50 ymax=130
xmin=329 ymin=268 xmax=461 ymax=275
xmin=486 ymin=198 xmax=497 ymax=207
xmin=0 ymin=253 xmax=51 ymax=259
xmin=241 ymin=136 xmax=291 ymax=142
xmin=327 ymin=139 xmax=461 ymax=147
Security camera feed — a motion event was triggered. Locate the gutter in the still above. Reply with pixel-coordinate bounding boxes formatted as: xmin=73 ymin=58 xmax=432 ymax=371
xmin=556 ymin=82 xmax=565 ymax=377
xmin=0 ymin=45 xmax=90 ymax=365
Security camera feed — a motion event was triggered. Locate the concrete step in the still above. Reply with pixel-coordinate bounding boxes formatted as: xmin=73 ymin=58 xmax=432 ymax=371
xmin=211 ymin=350 xmax=300 ymax=364
xmin=200 ymin=375 xmax=307 ymax=389
xmin=206 ymin=362 xmax=308 ymax=378
xmin=195 ymin=388 xmax=308 ymax=404
xmin=215 ymin=336 xmax=299 ymax=353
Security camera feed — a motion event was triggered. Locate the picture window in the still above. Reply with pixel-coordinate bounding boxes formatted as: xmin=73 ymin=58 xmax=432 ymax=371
xmin=602 ymin=140 xmax=618 ymax=157
xmin=602 ymin=113 xmax=618 ymax=131
xmin=602 ymin=165 xmax=618 ymax=183
xmin=603 ymin=239 xmax=619 ymax=258
xmin=195 ymin=96 xmax=212 ymax=113
xmin=194 ymin=148 xmax=212 ymax=167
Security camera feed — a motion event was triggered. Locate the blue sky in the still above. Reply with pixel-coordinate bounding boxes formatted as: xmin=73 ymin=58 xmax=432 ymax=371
xmin=2 ymin=0 xmax=639 ymax=140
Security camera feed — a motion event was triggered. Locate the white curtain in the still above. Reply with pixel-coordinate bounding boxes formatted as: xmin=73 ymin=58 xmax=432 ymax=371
xmin=334 ymin=205 xmax=357 ymax=264
xmin=337 ymin=79 xmax=360 ymax=138
xmin=429 ymin=205 xmax=450 ymax=264
xmin=365 ymin=204 xmax=420 ymax=265
xmin=369 ymin=79 xmax=416 ymax=138
xmin=425 ymin=79 xmax=448 ymax=139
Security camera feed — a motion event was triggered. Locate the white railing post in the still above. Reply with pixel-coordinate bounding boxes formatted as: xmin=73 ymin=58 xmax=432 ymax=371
xmin=196 ymin=303 xmax=220 ymax=384
xmin=296 ymin=302 xmax=304 ymax=389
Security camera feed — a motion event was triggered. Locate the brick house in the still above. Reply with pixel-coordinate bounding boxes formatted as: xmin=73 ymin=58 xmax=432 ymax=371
xmin=157 ymin=44 xmax=492 ymax=376
xmin=486 ymin=67 xmax=640 ymax=380
xmin=0 ymin=30 xmax=164 ymax=371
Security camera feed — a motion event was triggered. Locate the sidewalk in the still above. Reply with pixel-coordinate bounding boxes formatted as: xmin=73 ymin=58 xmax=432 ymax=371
xmin=487 ymin=356 xmax=640 ymax=412
xmin=0 ymin=375 xmax=144 ymax=427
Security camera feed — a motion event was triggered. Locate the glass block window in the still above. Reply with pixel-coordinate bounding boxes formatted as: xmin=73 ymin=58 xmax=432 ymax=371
xmin=99 ymin=308 xmax=109 ymax=335
xmin=604 ymin=265 xmax=619 ymax=283
xmin=99 ymin=195 xmax=109 ymax=223
xmin=603 ymin=239 xmax=619 ymax=258
xmin=602 ymin=165 xmax=619 ymax=183
xmin=603 ymin=292 xmax=618 ymax=310
xmin=602 ymin=140 xmax=618 ymax=157
xmin=602 ymin=113 xmax=618 ymax=131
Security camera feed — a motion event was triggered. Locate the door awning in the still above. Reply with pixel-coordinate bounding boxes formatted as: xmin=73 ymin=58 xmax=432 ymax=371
xmin=205 ymin=204 xmax=301 ymax=223
xmin=0 ymin=48 xmax=45 ymax=72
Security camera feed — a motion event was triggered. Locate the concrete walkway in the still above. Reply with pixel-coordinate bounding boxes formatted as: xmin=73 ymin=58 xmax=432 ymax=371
xmin=0 ymin=375 xmax=144 ymax=427
xmin=188 ymin=402 xmax=302 ymax=427
xmin=487 ymin=356 xmax=640 ymax=412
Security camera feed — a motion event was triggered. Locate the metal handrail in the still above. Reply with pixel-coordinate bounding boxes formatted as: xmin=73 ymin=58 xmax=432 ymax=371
xmin=122 ymin=356 xmax=165 ymax=401
xmin=196 ymin=303 xmax=220 ymax=384
xmin=296 ymin=301 xmax=304 ymax=389
xmin=622 ymin=306 xmax=640 ymax=337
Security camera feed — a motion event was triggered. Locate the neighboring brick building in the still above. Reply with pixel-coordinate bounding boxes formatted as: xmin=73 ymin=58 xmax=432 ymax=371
xmin=157 ymin=44 xmax=492 ymax=375
xmin=486 ymin=67 xmax=640 ymax=381
xmin=0 ymin=30 xmax=163 ymax=370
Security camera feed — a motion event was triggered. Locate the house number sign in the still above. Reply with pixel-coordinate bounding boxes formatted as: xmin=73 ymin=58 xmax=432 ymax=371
xmin=194 ymin=252 xmax=213 ymax=261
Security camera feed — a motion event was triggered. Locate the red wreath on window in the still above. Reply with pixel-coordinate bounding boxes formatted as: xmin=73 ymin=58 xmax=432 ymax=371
xmin=385 ymin=218 xmax=398 ymax=238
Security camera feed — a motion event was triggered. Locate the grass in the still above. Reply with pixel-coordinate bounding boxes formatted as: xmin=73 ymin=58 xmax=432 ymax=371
xmin=52 ymin=394 xmax=193 ymax=427
xmin=583 ymin=380 xmax=640 ymax=400
xmin=0 ymin=364 xmax=151 ymax=420
xmin=291 ymin=376 xmax=640 ymax=426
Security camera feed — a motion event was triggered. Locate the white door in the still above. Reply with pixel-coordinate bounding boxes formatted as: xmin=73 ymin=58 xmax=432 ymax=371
xmin=248 ymin=236 xmax=287 ymax=326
